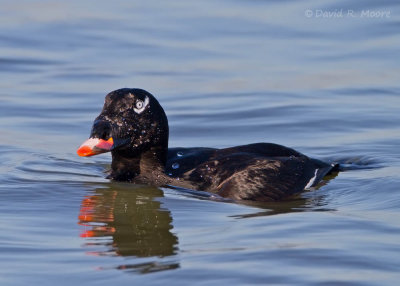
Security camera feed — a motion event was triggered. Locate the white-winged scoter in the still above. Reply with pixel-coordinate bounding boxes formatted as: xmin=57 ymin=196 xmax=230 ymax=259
xmin=77 ymin=88 xmax=338 ymax=202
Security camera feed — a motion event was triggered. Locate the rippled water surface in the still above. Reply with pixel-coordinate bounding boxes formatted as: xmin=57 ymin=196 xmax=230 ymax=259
xmin=1 ymin=1 xmax=400 ymax=285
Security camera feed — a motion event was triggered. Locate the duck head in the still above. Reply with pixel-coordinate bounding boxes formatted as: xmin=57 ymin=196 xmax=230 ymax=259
xmin=77 ymin=88 xmax=169 ymax=181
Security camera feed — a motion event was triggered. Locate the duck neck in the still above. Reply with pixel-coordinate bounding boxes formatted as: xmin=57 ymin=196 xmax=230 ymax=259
xmin=110 ymin=146 xmax=169 ymax=184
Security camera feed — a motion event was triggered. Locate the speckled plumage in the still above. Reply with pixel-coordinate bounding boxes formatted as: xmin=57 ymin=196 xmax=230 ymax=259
xmin=82 ymin=88 xmax=338 ymax=202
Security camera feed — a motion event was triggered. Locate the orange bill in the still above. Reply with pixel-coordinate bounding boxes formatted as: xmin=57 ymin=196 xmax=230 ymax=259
xmin=77 ymin=137 xmax=114 ymax=157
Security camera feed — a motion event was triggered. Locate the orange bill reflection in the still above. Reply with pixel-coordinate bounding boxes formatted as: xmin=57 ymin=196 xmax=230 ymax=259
xmin=78 ymin=185 xmax=179 ymax=272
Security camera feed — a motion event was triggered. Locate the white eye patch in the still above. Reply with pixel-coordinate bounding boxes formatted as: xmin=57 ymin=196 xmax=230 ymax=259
xmin=133 ymin=96 xmax=149 ymax=114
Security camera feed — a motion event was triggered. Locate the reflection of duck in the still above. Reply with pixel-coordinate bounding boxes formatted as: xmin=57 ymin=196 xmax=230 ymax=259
xmin=77 ymin=88 xmax=339 ymax=202
xmin=78 ymin=184 xmax=179 ymax=273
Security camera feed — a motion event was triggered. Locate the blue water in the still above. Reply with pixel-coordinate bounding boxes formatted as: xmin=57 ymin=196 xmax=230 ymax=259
xmin=1 ymin=1 xmax=400 ymax=285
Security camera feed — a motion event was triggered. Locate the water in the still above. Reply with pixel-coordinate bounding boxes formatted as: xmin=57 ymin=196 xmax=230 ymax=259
xmin=1 ymin=0 xmax=400 ymax=285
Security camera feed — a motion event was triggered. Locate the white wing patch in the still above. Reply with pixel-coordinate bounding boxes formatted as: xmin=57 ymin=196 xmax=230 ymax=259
xmin=133 ymin=96 xmax=149 ymax=114
xmin=305 ymin=169 xmax=318 ymax=189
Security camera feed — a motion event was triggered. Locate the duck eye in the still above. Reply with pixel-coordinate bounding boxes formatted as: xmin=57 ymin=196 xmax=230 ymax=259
xmin=136 ymin=100 xmax=143 ymax=109
xmin=133 ymin=96 xmax=149 ymax=114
